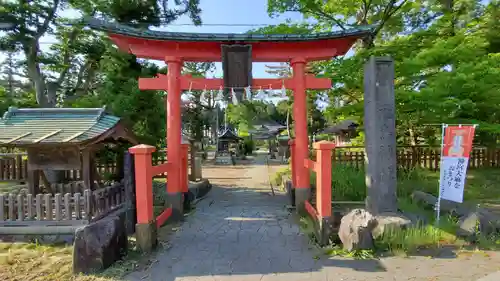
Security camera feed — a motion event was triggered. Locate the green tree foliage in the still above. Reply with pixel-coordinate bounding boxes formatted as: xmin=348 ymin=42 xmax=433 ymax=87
xmin=68 ymin=48 xmax=166 ymax=145
xmin=0 ymin=0 xmax=202 ymax=107
xmin=181 ymin=62 xmax=216 ymax=143
xmin=321 ymin=1 xmax=500 ymax=145
xmin=0 ymin=0 xmax=203 ymax=146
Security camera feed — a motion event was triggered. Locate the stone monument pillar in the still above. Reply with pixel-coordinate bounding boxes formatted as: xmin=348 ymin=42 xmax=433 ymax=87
xmin=363 ymin=56 xmax=398 ymax=214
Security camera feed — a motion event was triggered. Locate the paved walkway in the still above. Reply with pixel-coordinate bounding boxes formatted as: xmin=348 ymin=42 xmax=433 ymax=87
xmin=126 ymin=153 xmax=500 ymax=281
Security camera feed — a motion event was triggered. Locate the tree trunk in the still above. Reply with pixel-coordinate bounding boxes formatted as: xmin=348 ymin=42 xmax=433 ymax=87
xmin=26 ymin=54 xmax=48 ymax=107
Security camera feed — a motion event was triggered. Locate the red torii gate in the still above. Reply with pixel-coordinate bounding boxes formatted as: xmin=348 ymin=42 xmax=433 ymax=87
xmin=87 ymin=18 xmax=372 ymax=251
xmin=137 ymin=63 xmax=331 ymax=200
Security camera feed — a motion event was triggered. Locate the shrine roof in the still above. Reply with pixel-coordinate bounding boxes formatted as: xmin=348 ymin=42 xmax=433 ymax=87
xmin=85 ymin=18 xmax=374 ymax=43
xmin=0 ymin=107 xmax=137 ymax=146
xmin=322 ymin=120 xmax=359 ymax=135
xmin=218 ymin=128 xmax=242 ymax=141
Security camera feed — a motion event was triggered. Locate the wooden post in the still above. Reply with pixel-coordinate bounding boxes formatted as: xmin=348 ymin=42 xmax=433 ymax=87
xmin=128 ymin=144 xmax=157 ymax=252
xmin=27 ymin=169 xmax=40 ymax=195
xmin=15 ymin=155 xmax=22 ymax=181
xmin=123 ymin=151 xmax=136 ymax=235
xmin=82 ymin=148 xmax=95 ymax=190
xmin=314 ymin=141 xmax=335 ymax=219
xmin=313 ymin=140 xmax=335 ymax=246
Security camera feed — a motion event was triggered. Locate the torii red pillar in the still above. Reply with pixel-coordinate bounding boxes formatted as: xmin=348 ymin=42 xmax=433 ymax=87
xmin=164 ymin=56 xmax=184 ymax=218
xmin=291 ymin=57 xmax=310 ymax=208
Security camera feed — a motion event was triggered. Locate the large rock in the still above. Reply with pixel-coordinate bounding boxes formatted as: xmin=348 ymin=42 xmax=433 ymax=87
xmin=338 ymin=209 xmax=377 ymax=251
xmin=73 ymin=211 xmax=128 ymax=274
xmin=457 ymin=209 xmax=500 ymax=241
xmin=411 ymin=191 xmax=470 ymax=216
xmin=372 ymin=212 xmax=412 ymax=239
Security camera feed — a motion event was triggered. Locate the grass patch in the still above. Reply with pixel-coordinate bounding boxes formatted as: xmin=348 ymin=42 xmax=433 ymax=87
xmin=0 ymin=230 xmax=182 ymax=281
xmin=0 ymin=180 xmax=183 ymax=281
xmin=270 ymin=166 xmax=291 ymax=187
xmin=0 ymin=238 xmax=148 ymax=281
xmin=288 ymin=164 xmax=500 ymax=257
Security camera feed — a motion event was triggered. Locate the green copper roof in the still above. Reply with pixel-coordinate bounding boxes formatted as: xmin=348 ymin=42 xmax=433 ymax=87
xmin=0 ymin=107 xmax=121 ymax=145
xmin=85 ymin=18 xmax=374 ymax=42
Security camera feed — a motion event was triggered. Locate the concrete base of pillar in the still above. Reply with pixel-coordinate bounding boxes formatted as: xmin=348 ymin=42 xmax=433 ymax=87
xmin=294 ymin=187 xmax=310 ymax=212
xmin=166 ymin=192 xmax=184 ymax=221
xmin=135 ymin=222 xmax=157 ymax=252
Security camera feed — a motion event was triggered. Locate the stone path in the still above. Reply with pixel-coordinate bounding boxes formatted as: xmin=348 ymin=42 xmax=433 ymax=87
xmin=125 ymin=153 xmax=500 ymax=281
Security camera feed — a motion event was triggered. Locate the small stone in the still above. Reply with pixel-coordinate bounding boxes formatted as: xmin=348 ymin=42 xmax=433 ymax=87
xmin=372 ymin=212 xmax=412 ymax=239
xmin=338 ymin=209 xmax=377 ymax=251
xmin=73 ymin=212 xmax=127 ymax=274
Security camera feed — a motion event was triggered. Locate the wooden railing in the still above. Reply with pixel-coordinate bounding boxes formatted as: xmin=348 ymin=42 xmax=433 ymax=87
xmin=330 ymin=146 xmax=500 ymax=171
xmin=0 ymin=181 xmax=126 ymax=234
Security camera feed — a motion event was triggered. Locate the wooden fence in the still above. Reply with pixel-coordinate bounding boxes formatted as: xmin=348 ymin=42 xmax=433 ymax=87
xmin=0 ymin=150 xmax=191 ymax=182
xmin=331 ymin=146 xmax=500 ymax=171
xmin=0 ymin=181 xmax=126 ymax=234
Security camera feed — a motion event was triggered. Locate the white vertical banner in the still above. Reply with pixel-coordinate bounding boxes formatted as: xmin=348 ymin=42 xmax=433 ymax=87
xmin=245 ymin=86 xmax=252 ymax=100
xmin=231 ymin=88 xmax=239 ymax=105
xmin=436 ymin=124 xmax=477 ymax=221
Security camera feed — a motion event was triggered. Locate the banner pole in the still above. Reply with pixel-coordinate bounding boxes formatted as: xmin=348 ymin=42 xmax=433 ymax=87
xmin=436 ymin=123 xmax=447 ymax=225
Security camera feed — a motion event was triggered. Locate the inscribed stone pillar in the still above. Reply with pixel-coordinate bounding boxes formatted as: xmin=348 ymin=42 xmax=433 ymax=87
xmin=363 ymin=56 xmax=398 ymax=214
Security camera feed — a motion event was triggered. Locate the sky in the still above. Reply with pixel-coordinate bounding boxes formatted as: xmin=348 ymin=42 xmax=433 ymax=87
xmin=150 ymin=0 xmax=307 ymax=78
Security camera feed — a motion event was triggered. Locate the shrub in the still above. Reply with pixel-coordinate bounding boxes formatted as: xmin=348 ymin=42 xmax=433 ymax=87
xmin=328 ymin=165 xmax=434 ymax=202
xmin=242 ymin=138 xmax=255 ymax=155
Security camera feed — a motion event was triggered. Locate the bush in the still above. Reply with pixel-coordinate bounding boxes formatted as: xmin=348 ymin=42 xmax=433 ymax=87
xmin=327 ymin=165 xmax=433 ymax=202
xmin=271 ymin=166 xmax=291 ymax=187
xmin=242 ymin=138 xmax=255 ymax=155
xmin=152 ymin=180 xmax=168 ymax=206
xmin=330 ymin=165 xmax=366 ymax=201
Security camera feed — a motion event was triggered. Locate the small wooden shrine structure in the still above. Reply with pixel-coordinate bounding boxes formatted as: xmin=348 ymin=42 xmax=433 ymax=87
xmin=0 ymin=107 xmax=138 ymax=194
xmin=215 ymin=127 xmax=242 ymax=165
xmin=322 ymin=120 xmax=359 ymax=146
xmin=249 ymin=120 xmax=286 ymax=159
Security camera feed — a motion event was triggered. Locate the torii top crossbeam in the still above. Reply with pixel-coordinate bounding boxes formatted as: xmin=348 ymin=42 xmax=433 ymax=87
xmin=87 ymin=18 xmax=372 ymax=63
xmin=86 ymin=18 xmax=373 ymax=91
